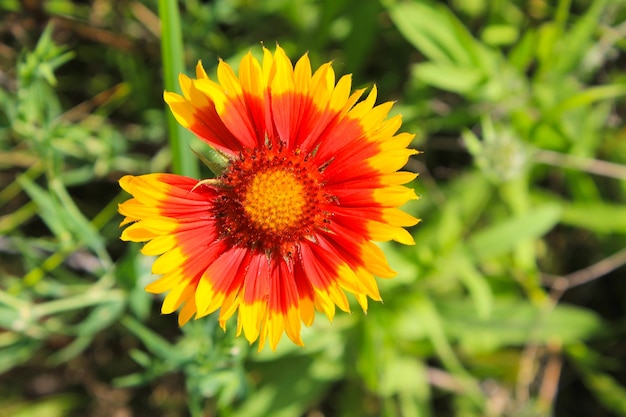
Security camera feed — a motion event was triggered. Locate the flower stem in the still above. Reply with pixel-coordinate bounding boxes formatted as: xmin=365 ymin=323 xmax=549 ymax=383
xmin=158 ymin=0 xmax=198 ymax=178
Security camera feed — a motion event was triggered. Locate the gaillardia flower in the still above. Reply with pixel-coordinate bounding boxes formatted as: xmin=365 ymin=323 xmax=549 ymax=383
xmin=119 ymin=45 xmax=419 ymax=350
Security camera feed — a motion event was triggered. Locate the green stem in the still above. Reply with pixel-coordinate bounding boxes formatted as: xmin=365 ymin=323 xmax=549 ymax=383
xmin=31 ymin=289 xmax=125 ymax=318
xmin=0 ymin=290 xmax=30 ymax=310
xmin=158 ymin=0 xmax=198 ymax=178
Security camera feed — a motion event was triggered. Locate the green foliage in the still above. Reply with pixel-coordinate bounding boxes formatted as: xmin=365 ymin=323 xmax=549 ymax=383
xmin=1 ymin=0 xmax=626 ymax=416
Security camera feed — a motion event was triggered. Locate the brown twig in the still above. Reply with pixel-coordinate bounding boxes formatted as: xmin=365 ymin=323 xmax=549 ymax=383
xmin=543 ymin=247 xmax=626 ymax=300
xmin=516 ymin=343 xmax=539 ymax=404
xmin=426 ymin=366 xmax=467 ymax=394
xmin=130 ymin=1 xmax=161 ymax=38
xmin=61 ymin=83 xmax=128 ymax=123
xmin=538 ymin=342 xmax=563 ymax=412
xmin=51 ymin=16 xmax=136 ymax=51
xmin=534 ymin=149 xmax=626 ymax=180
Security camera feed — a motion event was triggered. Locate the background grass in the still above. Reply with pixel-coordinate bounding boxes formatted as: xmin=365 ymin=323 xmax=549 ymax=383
xmin=1 ymin=0 xmax=626 ymax=416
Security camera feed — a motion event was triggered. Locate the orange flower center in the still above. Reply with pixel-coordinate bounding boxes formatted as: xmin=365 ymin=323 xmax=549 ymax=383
xmin=243 ymin=169 xmax=306 ymax=233
xmin=213 ymin=146 xmax=331 ymax=254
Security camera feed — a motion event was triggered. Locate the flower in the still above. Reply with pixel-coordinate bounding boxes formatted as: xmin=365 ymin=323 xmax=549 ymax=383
xmin=118 ymin=45 xmax=419 ymax=350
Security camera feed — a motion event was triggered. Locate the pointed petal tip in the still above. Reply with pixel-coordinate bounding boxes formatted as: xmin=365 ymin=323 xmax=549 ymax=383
xmin=118 ymin=174 xmax=134 ymax=190
xmin=163 ymin=90 xmax=184 ymax=103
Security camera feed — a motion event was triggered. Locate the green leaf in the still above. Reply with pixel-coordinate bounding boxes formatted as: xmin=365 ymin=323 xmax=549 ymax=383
xmin=467 ymin=204 xmax=562 ymax=260
xmin=413 ymin=62 xmax=485 ymax=93
xmin=413 ymin=171 xmax=493 ymax=256
xmin=481 ymin=24 xmax=519 ymax=47
xmin=569 ymin=344 xmax=626 ymax=417
xmin=583 ymin=372 xmax=626 ymax=416
xmin=47 ymin=335 xmax=93 ymax=365
xmin=535 ymin=22 xmax=561 ymax=76
xmin=508 ymin=28 xmax=537 ymax=72
xmin=553 ymin=0 xmax=608 ymax=77
xmin=413 ymin=295 xmax=470 ymax=377
xmin=0 ymin=0 xmax=20 ymax=12
xmin=548 ymin=84 xmax=626 ymax=119
xmin=0 ymin=306 xmax=21 ymax=329
xmin=343 ymin=0 xmax=381 ymax=76
xmin=535 ymin=190 xmax=626 ymax=233
xmin=440 ymin=299 xmax=602 ymax=353
xmin=379 ymin=355 xmax=429 ymax=397
xmin=0 ymin=338 xmax=42 ymax=373
xmin=191 ymin=147 xmax=228 ymax=177
xmin=454 ymin=256 xmax=494 ymax=318
xmin=49 ymin=178 xmax=106 ymax=256
xmin=74 ymin=300 xmax=125 ymax=336
xmin=561 ymin=202 xmax=626 ymax=233
xmin=17 ymin=175 xmax=70 ymax=242
xmin=231 ymin=353 xmax=341 ymax=417
xmin=388 ymin=2 xmax=475 ymax=66
xmin=116 ymin=244 xmax=153 ymax=321
xmin=121 ymin=316 xmax=176 ymax=360
xmin=1 ymin=394 xmax=81 ymax=417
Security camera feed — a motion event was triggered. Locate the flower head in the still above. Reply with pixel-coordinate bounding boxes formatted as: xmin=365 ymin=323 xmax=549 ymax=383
xmin=119 ymin=45 xmax=419 ymax=350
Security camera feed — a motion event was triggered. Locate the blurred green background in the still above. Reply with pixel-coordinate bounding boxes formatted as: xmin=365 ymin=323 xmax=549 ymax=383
xmin=1 ymin=0 xmax=626 ymax=416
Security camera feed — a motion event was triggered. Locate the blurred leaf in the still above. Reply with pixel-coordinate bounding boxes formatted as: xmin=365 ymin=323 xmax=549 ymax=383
xmin=114 ymin=361 xmax=172 ymax=388
xmin=0 ymin=306 xmax=21 ymax=329
xmin=74 ymin=299 xmax=125 ymax=336
xmin=414 ymin=171 xmax=493 ymax=255
xmin=442 ymin=171 xmax=494 ymax=227
xmin=388 ymin=2 xmax=474 ymax=65
xmin=535 ymin=192 xmax=626 ymax=233
xmin=49 ymin=179 xmax=107 ymax=256
xmin=1 ymin=394 xmax=81 ymax=417
xmin=357 ymin=306 xmax=416 ymax=396
xmin=379 ymin=355 xmax=429 ymax=397
xmin=467 ymin=204 xmax=562 ymax=260
xmin=121 ymin=316 xmax=176 ymax=360
xmin=408 ymin=295 xmax=486 ymax=413
xmin=129 ymin=349 xmax=153 ymax=368
xmin=508 ymin=28 xmax=537 ymax=72
xmin=481 ymin=24 xmax=519 ymax=47
xmin=379 ymin=356 xmax=433 ymax=417
xmin=0 ymin=338 xmax=42 ymax=373
xmin=553 ymin=0 xmax=608 ymax=77
xmin=0 ymin=0 xmax=19 ymax=12
xmin=47 ymin=335 xmax=93 ymax=366
xmin=116 ymin=244 xmax=153 ymax=321
xmin=548 ymin=84 xmax=626 ymax=119
xmin=231 ymin=353 xmax=340 ymax=417
xmin=452 ymin=255 xmax=493 ymax=318
xmin=17 ymin=176 xmax=70 ymax=243
xmin=413 ymin=62 xmax=485 ymax=93
xmin=567 ymin=342 xmax=617 ymax=369
xmin=17 ymin=23 xmax=73 ymax=88
xmin=569 ymin=344 xmax=626 ymax=417
xmin=440 ymin=299 xmax=603 ymax=353
xmin=561 ymin=201 xmax=626 ymax=233
xmin=343 ymin=0 xmax=381 ymax=76
xmin=583 ymin=371 xmax=626 ymax=417
xmin=413 ymin=295 xmax=470 ymax=377
xmin=435 ymin=200 xmax=465 ymax=252
xmin=535 ymin=22 xmax=561 ymax=76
